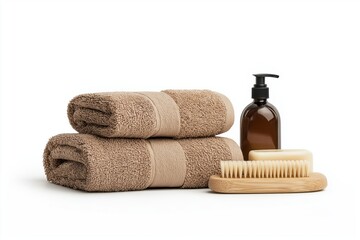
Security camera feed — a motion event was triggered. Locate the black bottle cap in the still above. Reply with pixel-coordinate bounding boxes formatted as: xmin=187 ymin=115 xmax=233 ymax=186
xmin=252 ymin=73 xmax=279 ymax=99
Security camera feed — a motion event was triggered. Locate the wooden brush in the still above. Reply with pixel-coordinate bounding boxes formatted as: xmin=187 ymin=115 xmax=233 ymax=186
xmin=209 ymin=159 xmax=327 ymax=194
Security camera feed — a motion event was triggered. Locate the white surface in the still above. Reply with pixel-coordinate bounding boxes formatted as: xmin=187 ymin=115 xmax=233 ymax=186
xmin=1 ymin=0 xmax=359 ymax=239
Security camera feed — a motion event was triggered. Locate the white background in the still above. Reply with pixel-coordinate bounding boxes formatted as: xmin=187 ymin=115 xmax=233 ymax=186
xmin=1 ymin=0 xmax=359 ymax=239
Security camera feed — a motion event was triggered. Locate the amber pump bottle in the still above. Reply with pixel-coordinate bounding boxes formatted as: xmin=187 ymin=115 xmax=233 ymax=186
xmin=240 ymin=74 xmax=281 ymax=160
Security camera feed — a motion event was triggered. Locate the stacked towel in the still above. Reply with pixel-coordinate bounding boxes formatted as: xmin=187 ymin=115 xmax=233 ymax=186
xmin=67 ymin=90 xmax=234 ymax=138
xmin=44 ymin=134 xmax=242 ymax=191
xmin=43 ymin=90 xmax=243 ymax=192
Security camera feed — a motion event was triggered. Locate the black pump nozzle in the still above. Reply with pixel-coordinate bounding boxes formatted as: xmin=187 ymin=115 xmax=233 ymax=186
xmin=252 ymin=73 xmax=279 ymax=100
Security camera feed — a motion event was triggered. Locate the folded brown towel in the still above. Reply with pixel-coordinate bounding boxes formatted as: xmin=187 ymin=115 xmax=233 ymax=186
xmin=43 ymin=134 xmax=243 ymax=191
xmin=67 ymin=90 xmax=234 ymax=138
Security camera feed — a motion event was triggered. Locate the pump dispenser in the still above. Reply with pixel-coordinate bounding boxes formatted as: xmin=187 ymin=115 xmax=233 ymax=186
xmin=240 ymin=74 xmax=281 ymax=160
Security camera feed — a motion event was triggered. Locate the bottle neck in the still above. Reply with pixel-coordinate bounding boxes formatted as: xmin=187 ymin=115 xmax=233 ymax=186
xmin=253 ymin=98 xmax=267 ymax=104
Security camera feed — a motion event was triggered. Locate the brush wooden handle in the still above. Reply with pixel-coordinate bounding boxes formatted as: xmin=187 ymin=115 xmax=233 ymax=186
xmin=208 ymin=172 xmax=327 ymax=194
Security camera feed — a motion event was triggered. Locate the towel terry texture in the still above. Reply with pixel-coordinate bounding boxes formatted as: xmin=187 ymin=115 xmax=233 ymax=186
xmin=67 ymin=90 xmax=234 ymax=138
xmin=43 ymin=134 xmax=243 ymax=192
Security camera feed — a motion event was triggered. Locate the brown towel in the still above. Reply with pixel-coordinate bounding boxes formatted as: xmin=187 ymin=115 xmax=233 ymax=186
xmin=43 ymin=134 xmax=243 ymax=192
xmin=67 ymin=90 xmax=234 ymax=138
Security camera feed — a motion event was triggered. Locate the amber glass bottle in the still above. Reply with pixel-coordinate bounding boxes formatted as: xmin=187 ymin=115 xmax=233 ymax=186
xmin=240 ymin=74 xmax=281 ymax=160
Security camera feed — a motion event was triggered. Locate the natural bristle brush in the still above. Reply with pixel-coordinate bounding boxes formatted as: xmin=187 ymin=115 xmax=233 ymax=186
xmin=209 ymin=149 xmax=327 ymax=194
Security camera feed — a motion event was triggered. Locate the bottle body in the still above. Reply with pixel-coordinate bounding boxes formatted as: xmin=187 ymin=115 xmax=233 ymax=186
xmin=240 ymin=100 xmax=281 ymax=160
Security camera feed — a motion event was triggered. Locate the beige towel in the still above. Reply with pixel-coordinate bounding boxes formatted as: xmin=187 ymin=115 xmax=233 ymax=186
xmin=67 ymin=90 xmax=234 ymax=138
xmin=43 ymin=134 xmax=243 ymax=192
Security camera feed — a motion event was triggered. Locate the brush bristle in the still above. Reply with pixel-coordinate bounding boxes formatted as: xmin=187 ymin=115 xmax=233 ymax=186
xmin=220 ymin=160 xmax=312 ymax=178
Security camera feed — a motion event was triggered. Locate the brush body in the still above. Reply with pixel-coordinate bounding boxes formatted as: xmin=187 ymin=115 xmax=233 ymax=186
xmin=209 ymin=158 xmax=327 ymax=194
xmin=209 ymin=172 xmax=327 ymax=193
